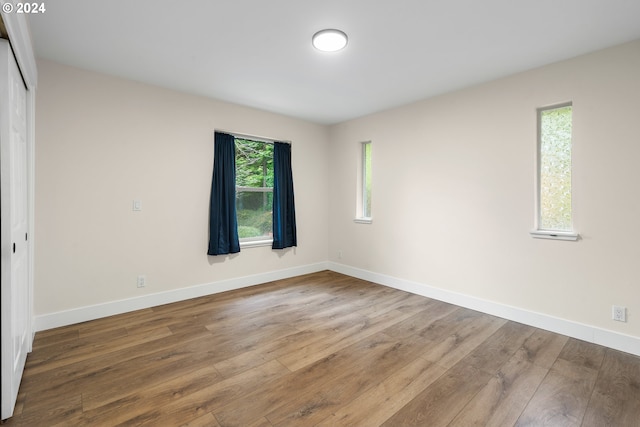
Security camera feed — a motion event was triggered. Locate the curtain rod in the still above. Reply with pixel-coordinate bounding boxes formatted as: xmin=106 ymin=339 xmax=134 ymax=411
xmin=216 ymin=129 xmax=292 ymax=145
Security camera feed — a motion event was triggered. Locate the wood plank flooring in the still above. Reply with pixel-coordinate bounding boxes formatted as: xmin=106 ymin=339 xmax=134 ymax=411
xmin=3 ymin=270 xmax=640 ymax=426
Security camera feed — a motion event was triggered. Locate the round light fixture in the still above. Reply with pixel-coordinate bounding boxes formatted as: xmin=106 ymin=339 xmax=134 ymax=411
xmin=312 ymin=29 xmax=348 ymax=52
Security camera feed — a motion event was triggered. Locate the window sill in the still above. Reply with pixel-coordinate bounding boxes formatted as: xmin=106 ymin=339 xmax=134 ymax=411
xmin=240 ymin=239 xmax=273 ymax=248
xmin=530 ymin=230 xmax=579 ymax=241
xmin=354 ymin=218 xmax=372 ymax=224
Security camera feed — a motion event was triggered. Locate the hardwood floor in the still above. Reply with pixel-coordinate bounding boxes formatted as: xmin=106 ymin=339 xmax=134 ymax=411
xmin=4 ymin=271 xmax=640 ymax=426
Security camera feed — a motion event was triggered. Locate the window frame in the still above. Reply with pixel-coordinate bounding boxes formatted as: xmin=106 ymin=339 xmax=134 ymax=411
xmin=232 ymin=134 xmax=278 ymax=248
xmin=355 ymin=141 xmax=372 ymax=224
xmin=531 ymin=102 xmax=579 ymax=241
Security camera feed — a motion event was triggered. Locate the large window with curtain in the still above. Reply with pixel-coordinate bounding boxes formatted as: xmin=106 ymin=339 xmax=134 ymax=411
xmin=208 ymin=131 xmax=297 ymax=255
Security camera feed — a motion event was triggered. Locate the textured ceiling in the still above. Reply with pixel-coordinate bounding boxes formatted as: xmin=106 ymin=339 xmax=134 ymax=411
xmin=28 ymin=0 xmax=640 ymax=124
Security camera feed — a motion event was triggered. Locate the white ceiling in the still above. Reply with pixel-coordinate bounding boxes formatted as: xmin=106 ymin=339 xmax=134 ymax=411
xmin=28 ymin=0 xmax=640 ymax=125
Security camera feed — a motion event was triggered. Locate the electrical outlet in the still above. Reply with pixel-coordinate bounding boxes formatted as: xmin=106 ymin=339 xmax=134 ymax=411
xmin=338 ymin=250 xmax=342 ymax=259
xmin=137 ymin=275 xmax=146 ymax=288
xmin=612 ymin=305 xmax=626 ymax=322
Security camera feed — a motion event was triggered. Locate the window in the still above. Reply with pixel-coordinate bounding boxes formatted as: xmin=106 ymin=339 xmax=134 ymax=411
xmin=363 ymin=141 xmax=372 ymax=218
xmin=355 ymin=141 xmax=372 ymax=223
xmin=235 ymin=138 xmax=274 ymax=243
xmin=532 ymin=103 xmax=578 ymax=240
xmin=208 ymin=131 xmax=296 ymax=256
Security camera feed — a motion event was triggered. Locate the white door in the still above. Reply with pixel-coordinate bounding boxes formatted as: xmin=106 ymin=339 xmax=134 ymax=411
xmin=1 ymin=39 xmax=30 ymax=421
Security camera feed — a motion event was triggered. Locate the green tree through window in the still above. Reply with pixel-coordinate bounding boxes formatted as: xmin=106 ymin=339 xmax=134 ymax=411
xmin=235 ymin=139 xmax=274 ymax=240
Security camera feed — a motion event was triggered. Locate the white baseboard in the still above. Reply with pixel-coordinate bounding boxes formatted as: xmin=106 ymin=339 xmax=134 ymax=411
xmin=34 ymin=260 xmax=639 ymax=357
xmin=34 ymin=262 xmax=329 ymax=332
xmin=328 ymin=262 xmax=640 ymax=357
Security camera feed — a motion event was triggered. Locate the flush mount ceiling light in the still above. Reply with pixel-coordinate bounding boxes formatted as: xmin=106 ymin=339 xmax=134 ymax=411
xmin=312 ymin=29 xmax=348 ymax=52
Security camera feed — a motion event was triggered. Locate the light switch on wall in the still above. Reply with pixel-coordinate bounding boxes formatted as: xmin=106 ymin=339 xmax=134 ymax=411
xmin=132 ymin=200 xmax=142 ymax=211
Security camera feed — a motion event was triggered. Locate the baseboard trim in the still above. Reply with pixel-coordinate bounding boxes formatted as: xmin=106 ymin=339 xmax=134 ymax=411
xmin=328 ymin=262 xmax=640 ymax=357
xmin=34 ymin=261 xmax=639 ymax=357
xmin=34 ymin=262 xmax=329 ymax=332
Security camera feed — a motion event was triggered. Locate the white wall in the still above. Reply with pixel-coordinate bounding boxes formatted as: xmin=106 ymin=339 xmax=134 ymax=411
xmin=35 ymin=59 xmax=329 ymax=321
xmin=328 ymin=40 xmax=640 ymax=341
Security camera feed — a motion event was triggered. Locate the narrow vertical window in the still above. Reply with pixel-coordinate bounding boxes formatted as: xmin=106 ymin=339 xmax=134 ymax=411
xmin=532 ymin=103 xmax=578 ymax=240
xmin=235 ymin=139 xmax=274 ymax=243
xmin=355 ymin=141 xmax=372 ymax=222
xmin=363 ymin=141 xmax=372 ymax=218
